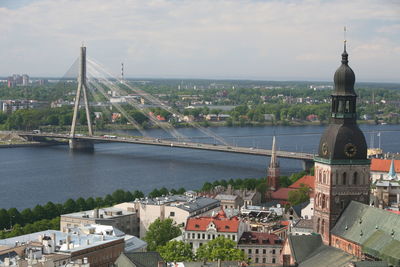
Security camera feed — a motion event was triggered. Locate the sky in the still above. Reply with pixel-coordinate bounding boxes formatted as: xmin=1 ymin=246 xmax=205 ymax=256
xmin=0 ymin=0 xmax=399 ymax=82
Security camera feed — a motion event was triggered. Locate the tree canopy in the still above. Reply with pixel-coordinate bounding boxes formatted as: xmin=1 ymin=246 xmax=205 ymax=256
xmin=144 ymin=218 xmax=181 ymax=251
xmin=195 ymin=236 xmax=246 ymax=262
xmin=157 ymin=241 xmax=194 ymax=262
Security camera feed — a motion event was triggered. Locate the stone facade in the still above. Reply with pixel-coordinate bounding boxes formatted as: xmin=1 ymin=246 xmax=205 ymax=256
xmin=313 ymin=162 xmax=370 ymax=244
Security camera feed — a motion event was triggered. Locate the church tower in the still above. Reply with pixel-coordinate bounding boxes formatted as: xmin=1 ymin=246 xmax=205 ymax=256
xmin=313 ymin=40 xmax=370 ymax=244
xmin=267 ymin=136 xmax=280 ymax=191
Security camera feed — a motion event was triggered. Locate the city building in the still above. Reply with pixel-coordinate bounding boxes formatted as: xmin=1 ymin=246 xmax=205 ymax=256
xmin=281 ymin=234 xmax=356 ymax=267
xmin=114 ymin=195 xmax=220 ymax=238
xmin=370 ymin=158 xmax=400 ymax=182
xmin=313 ymin=42 xmax=370 ymax=244
xmin=288 ymin=219 xmax=314 ymax=235
xmin=60 ymin=207 xmax=138 ymax=237
xmin=237 ymin=232 xmax=283 ymax=265
xmin=330 ymin=201 xmax=400 ymax=266
xmin=1 ymin=100 xmax=42 ymax=113
xmin=215 ymin=194 xmax=243 ymax=210
xmin=183 ymin=210 xmax=247 ymax=252
xmin=0 ymin=229 xmax=124 ymax=267
xmin=371 ymin=158 xmax=400 ymax=209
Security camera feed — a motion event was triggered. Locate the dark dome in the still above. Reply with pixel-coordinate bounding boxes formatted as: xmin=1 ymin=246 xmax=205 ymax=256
xmin=318 ymin=124 xmax=367 ymax=160
xmin=333 ymin=51 xmax=356 ymax=96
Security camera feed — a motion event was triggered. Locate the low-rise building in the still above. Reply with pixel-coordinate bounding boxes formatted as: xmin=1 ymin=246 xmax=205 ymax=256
xmin=114 ymin=195 xmax=220 ymax=238
xmin=215 ymin=194 xmax=243 ymax=210
xmin=60 ymin=207 xmax=138 ymax=236
xmin=370 ymin=158 xmax=400 ymax=182
xmin=371 ymin=159 xmax=400 ymax=209
xmin=183 ymin=210 xmax=247 ymax=252
xmin=237 ymin=232 xmax=283 ymax=265
xmin=0 ymin=229 xmax=124 ymax=267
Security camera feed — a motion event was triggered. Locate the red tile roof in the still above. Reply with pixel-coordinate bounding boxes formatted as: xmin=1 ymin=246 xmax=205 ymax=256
xmin=388 ymin=210 xmax=400 ymax=215
xmin=238 ymin=232 xmax=282 ymax=245
xmin=271 ymin=188 xmax=295 ymax=200
xmin=185 ymin=210 xmax=239 ymax=233
xmin=370 ymin=159 xmax=400 ymax=172
xmin=289 ymin=175 xmax=315 ymax=190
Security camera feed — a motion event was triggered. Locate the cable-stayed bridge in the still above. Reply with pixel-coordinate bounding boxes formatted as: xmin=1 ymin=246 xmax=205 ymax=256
xmin=15 ymin=46 xmax=315 ymax=169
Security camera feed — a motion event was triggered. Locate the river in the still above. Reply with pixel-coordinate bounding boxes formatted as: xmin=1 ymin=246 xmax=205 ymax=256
xmin=1 ymin=124 xmax=400 ymax=210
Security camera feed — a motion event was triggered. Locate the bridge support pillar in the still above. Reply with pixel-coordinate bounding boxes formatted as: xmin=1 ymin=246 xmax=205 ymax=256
xmin=69 ymin=139 xmax=94 ymax=152
xmin=302 ymin=159 xmax=314 ymax=171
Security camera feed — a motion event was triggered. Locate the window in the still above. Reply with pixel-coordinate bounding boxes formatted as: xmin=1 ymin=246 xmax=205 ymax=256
xmin=353 ymin=172 xmax=358 ymax=185
xmin=255 ymin=249 xmax=259 ymax=254
xmin=263 ymin=249 xmax=266 ymax=254
xmin=208 ymin=234 xmax=211 ymax=240
xmin=321 ymin=219 xmax=325 ymax=235
xmin=197 ymin=233 xmax=201 ymax=239
xmin=199 ymin=243 xmax=203 ymax=247
xmin=248 ymin=249 xmax=252 ymax=254
xmin=255 ymin=258 xmax=259 ymax=263
xmin=192 ymin=233 xmax=195 ymax=239
xmin=202 ymin=233 xmax=205 ymax=239
xmin=232 ymin=235 xmax=235 ymax=241
xmin=343 ymin=172 xmax=347 ymax=185
xmin=169 ymin=211 xmax=175 ymax=217
xmin=272 ymin=258 xmax=276 ymax=264
xmin=263 ymin=258 xmax=266 ymax=263
xmin=272 ymin=249 xmax=276 ymax=255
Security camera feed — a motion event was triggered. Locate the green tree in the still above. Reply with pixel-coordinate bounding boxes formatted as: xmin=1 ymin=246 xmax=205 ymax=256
xmin=112 ymin=189 xmax=126 ymax=203
xmin=132 ymin=190 xmax=144 ymax=200
xmin=21 ymin=208 xmax=34 ymax=225
xmin=86 ymin=197 xmax=96 ymax=210
xmin=76 ymin=197 xmax=88 ymax=211
xmin=8 ymin=208 xmax=23 ymax=226
xmin=144 ymin=218 xmax=181 ymax=251
xmin=196 ymin=236 xmax=246 ymax=261
xmin=288 ymin=184 xmax=311 ymax=206
xmin=43 ymin=202 xmax=59 ymax=219
xmin=0 ymin=209 xmax=10 ymax=229
xmin=63 ymin=199 xmax=78 ymax=214
xmin=157 ymin=241 xmax=194 ymax=262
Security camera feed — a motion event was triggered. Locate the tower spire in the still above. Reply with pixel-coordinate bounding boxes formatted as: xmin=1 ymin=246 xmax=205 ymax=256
xmin=267 ymin=136 xmax=280 ymax=192
xmin=387 ymin=158 xmax=398 ymax=180
xmin=270 ymin=136 xmax=278 ymax=167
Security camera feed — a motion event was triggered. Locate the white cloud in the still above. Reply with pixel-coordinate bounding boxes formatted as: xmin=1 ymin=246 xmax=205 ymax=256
xmin=0 ymin=0 xmax=399 ymax=81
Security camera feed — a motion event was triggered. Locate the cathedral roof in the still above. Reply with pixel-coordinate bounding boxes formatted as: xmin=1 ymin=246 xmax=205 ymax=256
xmin=333 ymin=42 xmax=356 ymax=96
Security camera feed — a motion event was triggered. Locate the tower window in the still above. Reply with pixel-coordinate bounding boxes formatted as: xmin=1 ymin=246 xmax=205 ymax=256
xmin=321 ymin=219 xmax=325 ymax=235
xmin=353 ymin=172 xmax=358 ymax=185
xmin=342 ymin=172 xmax=347 ymax=185
xmin=345 ymin=100 xmax=350 ymax=113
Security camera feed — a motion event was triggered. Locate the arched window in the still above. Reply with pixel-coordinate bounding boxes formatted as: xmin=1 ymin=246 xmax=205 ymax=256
xmin=321 ymin=219 xmax=325 ymax=235
xmin=322 ymin=194 xmax=326 ymax=209
xmin=336 ymin=172 xmax=339 ymax=185
xmin=317 ymin=218 xmax=320 ymax=233
xmin=319 ymin=170 xmax=322 ymax=183
xmin=353 ymin=172 xmax=358 ymax=185
xmin=323 ymin=172 xmax=326 ymax=184
xmin=342 ymin=172 xmax=347 ymax=185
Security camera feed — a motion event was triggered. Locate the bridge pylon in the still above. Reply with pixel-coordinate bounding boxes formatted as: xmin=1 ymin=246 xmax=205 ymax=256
xmin=69 ymin=46 xmax=94 ymax=151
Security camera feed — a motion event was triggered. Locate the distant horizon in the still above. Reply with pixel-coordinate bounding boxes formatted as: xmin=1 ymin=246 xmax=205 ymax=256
xmin=1 ymin=75 xmax=399 ymax=85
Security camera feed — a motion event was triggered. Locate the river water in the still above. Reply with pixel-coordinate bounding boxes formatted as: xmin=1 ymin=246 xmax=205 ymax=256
xmin=1 ymin=124 xmax=400 ymax=210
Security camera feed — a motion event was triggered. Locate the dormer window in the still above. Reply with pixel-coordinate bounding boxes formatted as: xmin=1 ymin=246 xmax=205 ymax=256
xmin=225 ymin=225 xmax=230 ymax=229
xmin=195 ymin=224 xmax=200 ymax=228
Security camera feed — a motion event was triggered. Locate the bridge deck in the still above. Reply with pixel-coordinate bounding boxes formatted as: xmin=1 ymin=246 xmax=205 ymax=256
xmin=19 ymin=132 xmax=314 ymax=160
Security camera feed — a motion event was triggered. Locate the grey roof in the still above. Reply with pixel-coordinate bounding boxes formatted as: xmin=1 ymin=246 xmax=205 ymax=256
xmin=292 ymin=201 xmax=310 ymax=217
xmin=298 ymin=245 xmax=356 ymax=267
xmin=331 ymin=201 xmax=400 ymax=266
xmin=215 ymin=194 xmax=238 ymax=201
xmin=288 ymin=234 xmax=322 ymax=263
xmin=62 ymin=207 xmax=135 ymax=220
xmin=293 ymin=219 xmax=314 ymax=230
xmin=352 ymin=261 xmax=388 ymax=267
xmin=137 ymin=195 xmax=219 ymax=213
xmin=122 ymin=252 xmax=165 ymax=267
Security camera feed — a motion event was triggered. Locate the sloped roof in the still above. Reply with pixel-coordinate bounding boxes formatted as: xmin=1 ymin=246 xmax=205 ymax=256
xmin=288 ymin=234 xmax=322 ymax=263
xmin=289 ymin=175 xmax=315 ymax=190
xmin=185 ymin=211 xmax=239 ymax=233
xmin=122 ymin=252 xmax=165 ymax=267
xmin=370 ymin=158 xmax=400 ymax=172
xmin=271 ymin=187 xmax=295 ymax=200
xmin=292 ymin=201 xmax=310 ymax=217
xmin=298 ymin=245 xmax=356 ymax=267
xmin=331 ymin=201 xmax=400 ymax=266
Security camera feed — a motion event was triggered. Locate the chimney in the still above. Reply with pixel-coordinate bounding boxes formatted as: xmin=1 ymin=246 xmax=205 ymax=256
xmin=93 ymin=208 xmax=99 ymax=218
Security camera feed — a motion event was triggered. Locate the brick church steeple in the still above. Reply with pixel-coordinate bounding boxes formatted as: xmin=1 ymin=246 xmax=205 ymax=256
xmin=267 ymin=136 xmax=280 ymax=191
xmin=313 ymin=39 xmax=370 ymax=244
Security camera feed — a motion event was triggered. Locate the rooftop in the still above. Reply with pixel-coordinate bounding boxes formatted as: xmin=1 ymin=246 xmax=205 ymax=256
xmin=136 ymin=195 xmax=219 ymax=213
xmin=185 ymin=210 xmax=239 ymax=233
xmin=238 ymin=232 xmax=282 ymax=246
xmin=61 ymin=207 xmax=135 ymax=220
xmin=0 ymin=230 xmax=123 ymax=254
xmin=331 ymin=201 xmax=400 ymax=266
xmin=215 ymin=194 xmax=239 ymax=201
xmin=370 ymin=158 xmax=400 ymax=173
